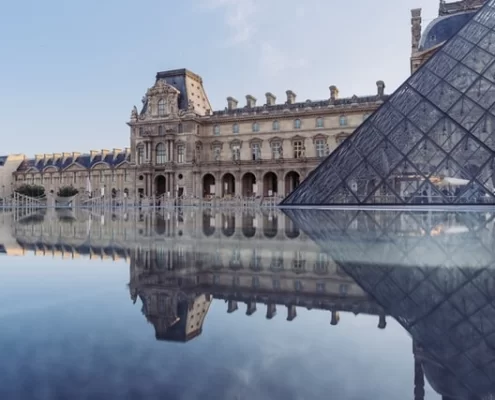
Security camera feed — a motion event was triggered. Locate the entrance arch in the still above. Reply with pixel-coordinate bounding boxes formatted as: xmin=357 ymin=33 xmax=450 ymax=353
xmin=242 ymin=173 xmax=257 ymax=197
xmin=203 ymin=174 xmax=216 ymax=198
xmin=263 ymin=172 xmax=278 ymax=197
xmin=155 ymin=175 xmax=166 ymax=196
xmin=285 ymin=171 xmax=300 ymax=195
xmin=222 ymin=173 xmax=236 ymax=197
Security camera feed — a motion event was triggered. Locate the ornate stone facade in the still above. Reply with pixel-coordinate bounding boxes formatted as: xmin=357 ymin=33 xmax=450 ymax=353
xmin=130 ymin=69 xmax=388 ymax=199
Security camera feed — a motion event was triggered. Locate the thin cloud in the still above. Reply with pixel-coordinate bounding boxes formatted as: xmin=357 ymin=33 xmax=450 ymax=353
xmin=259 ymin=42 xmax=308 ymax=75
xmin=200 ymin=0 xmax=258 ymax=45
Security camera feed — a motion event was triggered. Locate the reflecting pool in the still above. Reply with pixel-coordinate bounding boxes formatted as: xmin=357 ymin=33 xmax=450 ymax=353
xmin=0 ymin=208 xmax=494 ymax=399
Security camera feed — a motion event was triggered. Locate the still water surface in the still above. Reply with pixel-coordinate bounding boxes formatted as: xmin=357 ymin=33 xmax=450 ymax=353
xmin=0 ymin=208 xmax=494 ymax=400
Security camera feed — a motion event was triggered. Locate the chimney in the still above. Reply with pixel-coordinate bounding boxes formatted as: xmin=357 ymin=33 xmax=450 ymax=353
xmin=52 ymin=153 xmax=62 ymax=161
xmin=286 ymin=90 xmax=296 ymax=105
xmin=246 ymin=95 xmax=257 ymax=108
xmin=72 ymin=152 xmax=81 ymax=160
xmin=125 ymin=147 xmax=131 ymax=155
xmin=34 ymin=154 xmax=44 ymax=162
xmin=90 ymin=150 xmax=99 ymax=162
xmin=113 ymin=148 xmax=122 ymax=157
xmin=227 ymin=97 xmax=238 ymax=110
xmin=101 ymin=149 xmax=110 ymax=158
xmin=377 ymin=80 xmax=386 ymax=97
xmin=265 ymin=92 xmax=276 ymax=106
xmin=329 ymin=86 xmax=339 ymax=101
xmin=62 ymin=152 xmax=71 ymax=161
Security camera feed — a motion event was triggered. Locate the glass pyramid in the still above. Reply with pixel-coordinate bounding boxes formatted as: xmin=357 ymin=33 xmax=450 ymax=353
xmin=282 ymin=2 xmax=495 ymax=206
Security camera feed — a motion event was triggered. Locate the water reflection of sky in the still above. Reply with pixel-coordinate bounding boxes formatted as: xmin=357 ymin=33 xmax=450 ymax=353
xmin=0 ymin=256 xmax=440 ymax=400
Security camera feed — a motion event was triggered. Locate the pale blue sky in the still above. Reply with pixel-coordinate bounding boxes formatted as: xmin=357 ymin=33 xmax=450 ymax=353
xmin=0 ymin=0 xmax=438 ymax=156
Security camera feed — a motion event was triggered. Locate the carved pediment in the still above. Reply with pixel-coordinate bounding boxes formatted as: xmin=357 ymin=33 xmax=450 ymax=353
xmin=268 ymin=136 xmax=283 ymax=144
xmin=64 ymin=163 xmax=85 ymax=172
xmin=210 ymin=140 xmax=224 ymax=150
xmin=249 ymin=137 xmax=263 ymax=145
xmin=115 ymin=161 xmax=131 ymax=169
xmin=312 ymin=133 xmax=328 ymax=143
xmin=43 ymin=166 xmax=58 ymax=173
xmin=290 ymin=135 xmax=305 ymax=142
xmin=91 ymin=162 xmax=110 ymax=170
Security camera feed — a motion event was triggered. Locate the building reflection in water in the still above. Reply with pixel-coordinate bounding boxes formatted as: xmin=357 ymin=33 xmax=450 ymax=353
xmin=3 ymin=208 xmax=495 ymax=399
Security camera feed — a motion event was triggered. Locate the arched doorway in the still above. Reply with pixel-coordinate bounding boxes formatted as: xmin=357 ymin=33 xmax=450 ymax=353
xmin=203 ymin=174 xmax=216 ymax=198
xmin=222 ymin=173 xmax=236 ymax=197
xmin=285 ymin=171 xmax=300 ymax=195
xmin=263 ymin=172 xmax=278 ymax=197
xmin=242 ymin=173 xmax=257 ymax=197
xmin=155 ymin=175 xmax=166 ymax=196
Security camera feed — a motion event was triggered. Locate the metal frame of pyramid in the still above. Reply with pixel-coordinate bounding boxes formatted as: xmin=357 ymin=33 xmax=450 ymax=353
xmin=282 ymin=1 xmax=495 ymax=206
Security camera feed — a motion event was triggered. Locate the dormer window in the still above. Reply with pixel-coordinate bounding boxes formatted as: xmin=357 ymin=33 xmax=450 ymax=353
xmin=213 ymin=125 xmax=220 ymax=135
xmin=339 ymin=115 xmax=348 ymax=126
xmin=233 ymin=123 xmax=239 ymax=134
xmin=316 ymin=117 xmax=324 ymax=128
xmin=252 ymin=122 xmax=260 ymax=133
xmin=158 ymin=99 xmax=166 ymax=116
xmin=294 ymin=119 xmax=301 ymax=129
xmin=272 ymin=121 xmax=280 ymax=131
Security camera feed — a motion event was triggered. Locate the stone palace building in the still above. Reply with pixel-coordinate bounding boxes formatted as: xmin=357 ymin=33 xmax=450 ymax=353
xmin=6 ymin=0 xmax=481 ymax=201
xmin=8 ymin=71 xmax=387 ymax=201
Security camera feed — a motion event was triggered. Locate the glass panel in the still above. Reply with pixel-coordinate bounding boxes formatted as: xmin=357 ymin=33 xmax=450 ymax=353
xmin=474 ymin=5 xmax=495 ymax=29
xmin=426 ymin=80 xmax=462 ymax=112
xmin=451 ymin=136 xmax=493 ymax=173
xmin=408 ymin=100 xmax=442 ymax=133
xmin=445 ymin=63 xmax=479 ymax=93
xmin=387 ymin=120 xmax=424 ymax=156
xmin=369 ymin=103 xmax=403 ymax=133
xmin=344 ymin=163 xmax=381 ymax=202
xmin=407 ymin=138 xmax=447 ymax=177
xmin=466 ymin=77 xmax=495 ymax=108
xmin=425 ymin=51 xmax=458 ymax=78
xmin=323 ymin=184 xmax=358 ymax=204
xmin=333 ymin=144 xmax=363 ymax=179
xmin=471 ymin=113 xmax=495 ymax=151
xmin=430 ymin=157 xmax=466 ymax=203
xmin=428 ymin=118 xmax=465 ymax=152
xmin=458 ymin=21 xmax=490 ymax=45
xmin=366 ymin=141 xmax=404 ymax=179
xmin=443 ymin=36 xmax=475 ymax=60
xmin=449 ymin=96 xmax=485 ymax=130
xmin=389 ymin=84 xmax=422 ymax=114
xmin=351 ymin=125 xmax=385 ymax=157
xmin=475 ymin=161 xmax=495 ymax=197
xmin=461 ymin=46 xmax=493 ymax=73
xmin=477 ymin=30 xmax=495 ymax=55
xmin=409 ymin=68 xmax=441 ymax=96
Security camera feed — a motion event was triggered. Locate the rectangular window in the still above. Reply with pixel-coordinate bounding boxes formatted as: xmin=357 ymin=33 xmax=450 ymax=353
xmin=73 ymin=172 xmax=76 ymax=183
xmin=137 ymin=146 xmax=144 ymax=164
xmin=271 ymin=142 xmax=281 ymax=159
xmin=156 ymin=144 xmax=167 ymax=164
xmin=251 ymin=143 xmax=261 ymax=160
xmin=293 ymin=141 xmax=303 ymax=159
xmin=213 ymin=145 xmax=221 ymax=161
xmin=177 ymin=145 xmax=185 ymax=163
xmin=315 ymin=139 xmax=326 ymax=158
xmin=232 ymin=144 xmax=240 ymax=161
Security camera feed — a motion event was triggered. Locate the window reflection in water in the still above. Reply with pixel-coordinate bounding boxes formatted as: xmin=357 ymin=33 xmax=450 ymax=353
xmin=203 ymin=211 xmax=215 ymax=237
xmin=221 ymin=214 xmax=235 ymax=237
xmin=242 ymin=213 xmax=256 ymax=238
xmin=263 ymin=212 xmax=278 ymax=238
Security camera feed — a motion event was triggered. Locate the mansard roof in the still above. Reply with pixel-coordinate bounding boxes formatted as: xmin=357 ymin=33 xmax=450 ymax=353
xmin=16 ymin=151 xmax=131 ymax=173
xmin=282 ymin=1 xmax=495 ymax=206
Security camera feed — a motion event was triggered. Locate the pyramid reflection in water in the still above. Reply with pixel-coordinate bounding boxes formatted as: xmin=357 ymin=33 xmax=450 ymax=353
xmin=286 ymin=209 xmax=495 ymax=399
xmin=283 ymin=1 xmax=495 ymax=206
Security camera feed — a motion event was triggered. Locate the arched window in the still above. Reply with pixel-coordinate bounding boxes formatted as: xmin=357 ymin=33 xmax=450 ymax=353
xmin=158 ymin=99 xmax=166 ymax=116
xmin=316 ymin=117 xmax=324 ymax=128
xmin=213 ymin=125 xmax=220 ymax=135
xmin=272 ymin=121 xmax=280 ymax=131
xmin=294 ymin=119 xmax=301 ymax=129
xmin=252 ymin=122 xmax=260 ymax=132
xmin=137 ymin=145 xmax=144 ymax=165
xmin=158 ymin=125 xmax=163 ymax=135
xmin=156 ymin=143 xmax=167 ymax=164
xmin=233 ymin=123 xmax=239 ymax=134
xmin=339 ymin=115 xmax=348 ymax=126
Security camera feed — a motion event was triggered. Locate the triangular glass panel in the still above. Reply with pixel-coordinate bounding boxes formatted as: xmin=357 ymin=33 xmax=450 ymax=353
xmin=281 ymin=1 xmax=495 ymax=206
